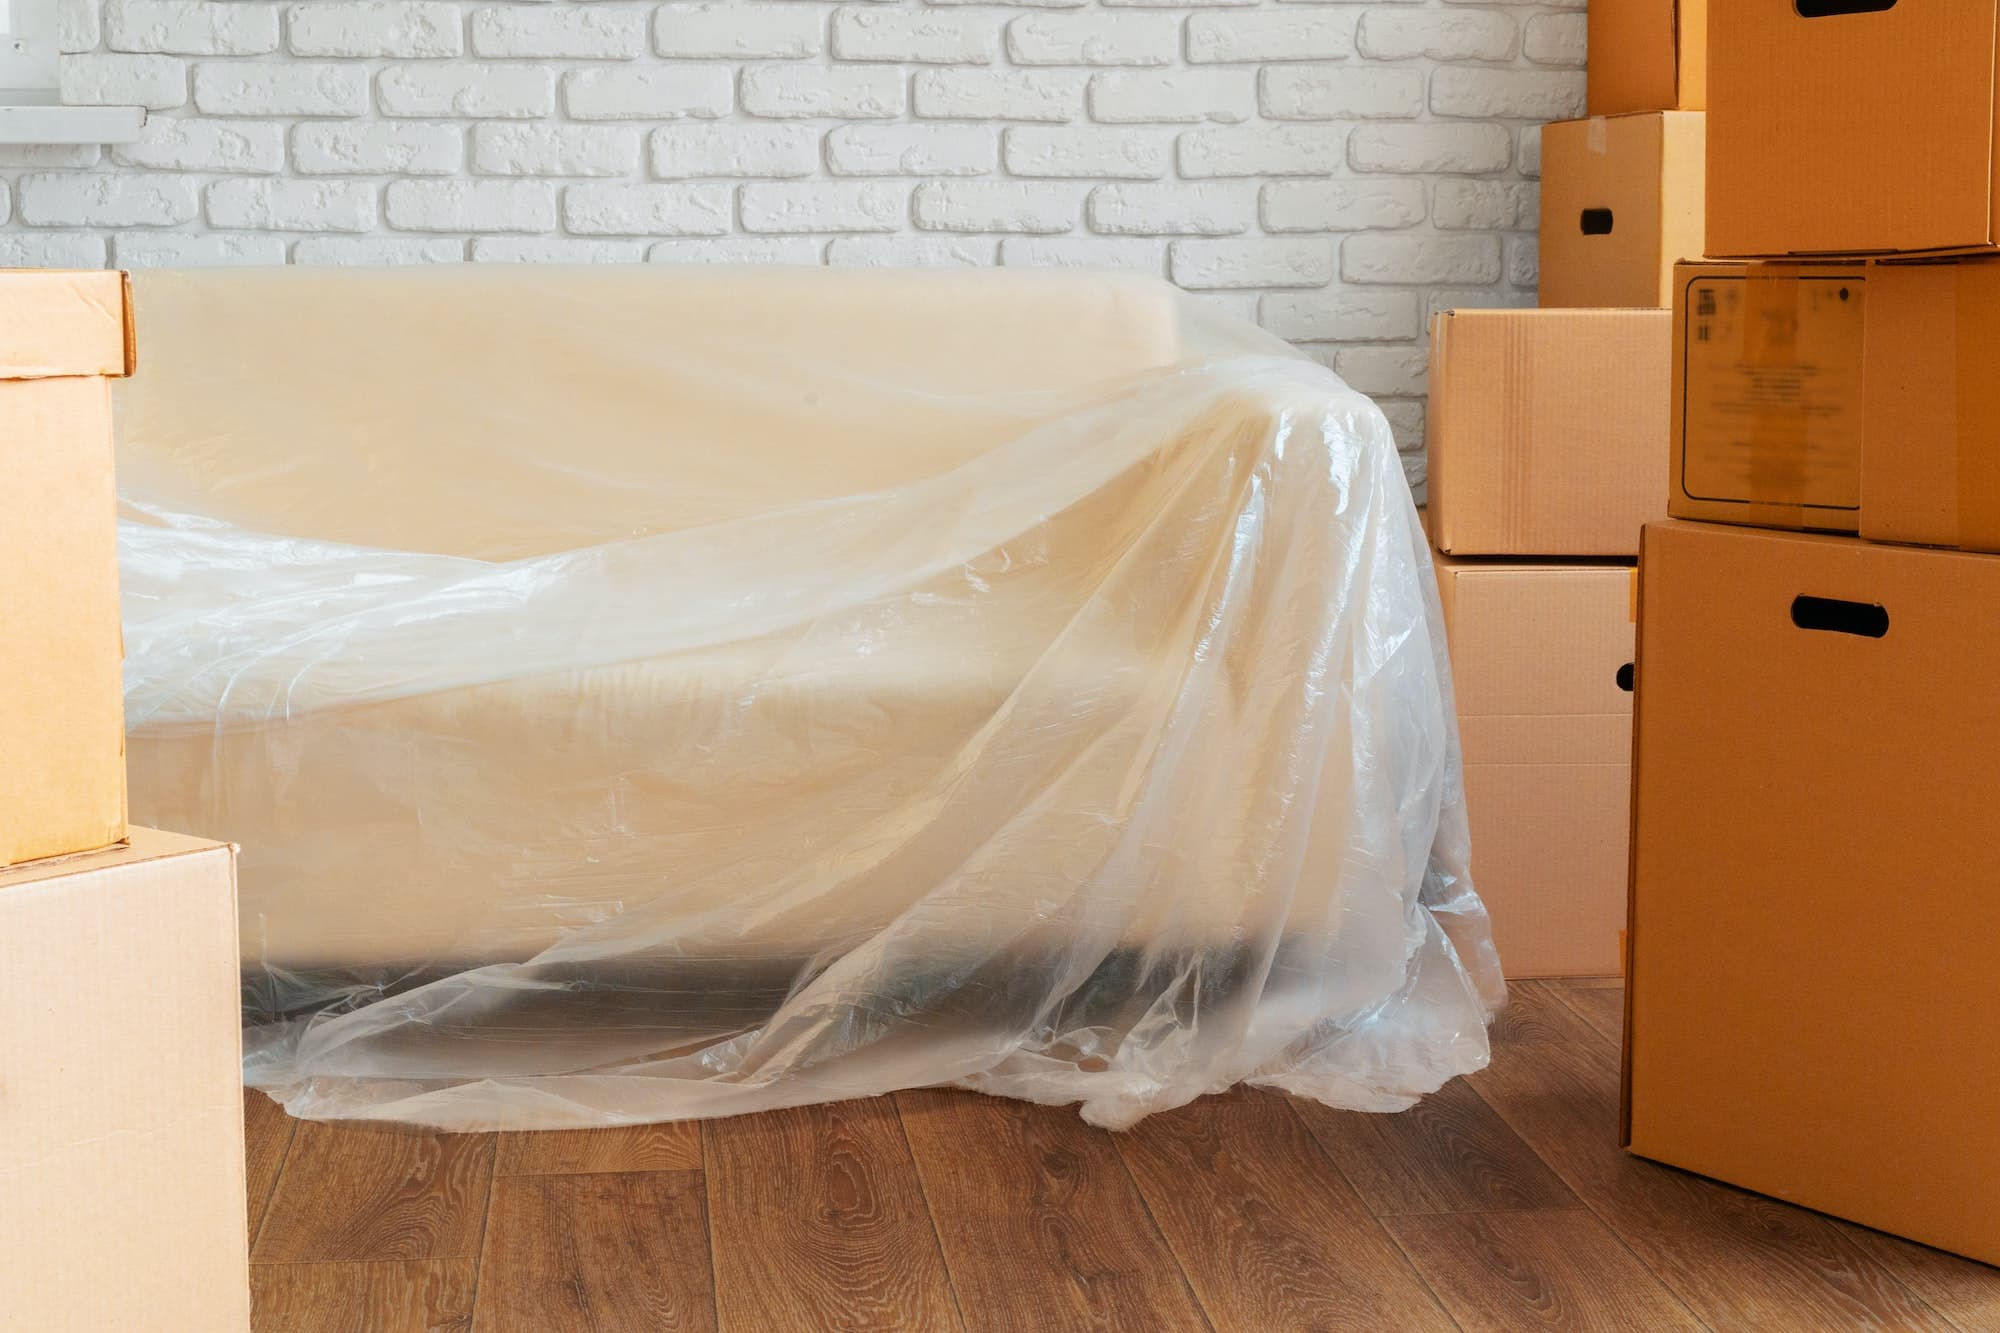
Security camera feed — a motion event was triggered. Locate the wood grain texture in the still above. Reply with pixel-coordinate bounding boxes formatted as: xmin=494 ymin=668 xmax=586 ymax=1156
xmin=472 ymin=1171 xmax=714 ymax=1333
xmin=1292 ymin=1077 xmax=1576 ymax=1217
xmin=705 ymin=1098 xmax=960 ymax=1333
xmin=253 ymin=1120 xmax=495 ymax=1264
xmin=1475 ymin=983 xmax=1952 ymax=1330
xmin=897 ymin=1088 xmax=1209 ymax=1333
xmin=494 ymin=1122 xmax=701 ymax=1176
xmin=1839 ymin=1223 xmax=2000 ymax=1333
xmin=1387 ymin=1209 xmax=1702 ymax=1332
xmin=245 ymin=1089 xmax=298 ymax=1242
xmin=1116 ymin=1088 xmax=1454 ymax=1332
xmin=250 ymin=1259 xmax=475 ymax=1333
xmin=1549 ymin=980 xmax=1625 ymax=1048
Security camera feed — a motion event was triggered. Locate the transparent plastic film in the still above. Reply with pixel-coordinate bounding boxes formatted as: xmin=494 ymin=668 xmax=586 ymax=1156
xmin=115 ymin=265 xmax=1500 ymax=1131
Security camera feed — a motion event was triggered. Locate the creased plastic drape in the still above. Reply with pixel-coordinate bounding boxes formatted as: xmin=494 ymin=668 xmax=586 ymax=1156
xmin=115 ymin=265 xmax=1500 ymax=1131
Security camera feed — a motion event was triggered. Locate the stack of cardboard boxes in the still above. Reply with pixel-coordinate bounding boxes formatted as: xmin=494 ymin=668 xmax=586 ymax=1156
xmin=0 ymin=272 xmax=251 ymax=1331
xmin=1424 ymin=0 xmax=1701 ymax=979
xmin=1625 ymin=4 xmax=2000 ymax=1268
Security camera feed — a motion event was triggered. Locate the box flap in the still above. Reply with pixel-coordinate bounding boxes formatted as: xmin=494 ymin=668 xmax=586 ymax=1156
xmin=0 ymin=270 xmax=135 ymax=380
xmin=1588 ymin=0 xmax=1688 ymax=116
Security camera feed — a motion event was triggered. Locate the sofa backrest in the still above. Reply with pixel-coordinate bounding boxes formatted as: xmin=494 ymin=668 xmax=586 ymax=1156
xmin=115 ymin=265 xmax=1186 ymax=559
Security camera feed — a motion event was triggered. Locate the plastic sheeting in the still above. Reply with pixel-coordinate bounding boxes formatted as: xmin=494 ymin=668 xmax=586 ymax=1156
xmin=115 ymin=265 xmax=1501 ymax=1131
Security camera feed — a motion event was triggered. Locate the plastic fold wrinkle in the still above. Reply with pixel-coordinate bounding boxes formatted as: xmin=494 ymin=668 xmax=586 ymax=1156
xmin=113 ymin=264 xmax=1501 ymax=1131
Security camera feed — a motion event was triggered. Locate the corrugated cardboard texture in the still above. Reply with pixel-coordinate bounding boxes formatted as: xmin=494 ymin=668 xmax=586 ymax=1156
xmin=1669 ymin=260 xmax=1865 ymax=532
xmin=1438 ymin=556 xmax=1634 ymax=978
xmin=0 ymin=270 xmax=133 ymax=867
xmin=1708 ymin=3 xmax=2000 ymax=256
xmin=1627 ymin=520 xmax=2000 ymax=1266
xmin=0 ymin=829 xmax=250 ymax=1331
xmin=1587 ymin=0 xmax=1706 ymax=117
xmin=1427 ymin=308 xmax=1669 ymax=557
xmin=1862 ymin=258 xmax=2000 ymax=551
xmin=1539 ymin=111 xmax=1706 ymax=309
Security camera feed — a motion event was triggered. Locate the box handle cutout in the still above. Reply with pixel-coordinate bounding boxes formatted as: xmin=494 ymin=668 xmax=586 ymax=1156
xmin=1615 ymin=663 xmax=1635 ymax=692
xmin=1795 ymin=0 xmax=1895 ymax=15
xmin=1791 ymin=595 xmax=1888 ymax=638
xmin=1580 ymin=208 xmax=1614 ymax=235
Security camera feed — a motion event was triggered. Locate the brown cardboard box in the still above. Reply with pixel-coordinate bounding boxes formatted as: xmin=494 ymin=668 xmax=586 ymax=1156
xmin=1588 ymin=0 xmax=1706 ymax=117
xmin=1539 ymin=112 xmax=1705 ymax=309
xmin=1 ymin=269 xmax=135 ymax=867
xmin=1626 ymin=519 xmax=2000 ymax=1266
xmin=1437 ymin=555 xmax=1634 ymax=978
xmin=1709 ymin=3 xmax=2000 ymax=257
xmin=0 ymin=828 xmax=250 ymax=1331
xmin=1427 ymin=308 xmax=1669 ymax=557
xmin=1862 ymin=257 xmax=2000 ymax=552
xmin=1670 ymin=260 xmax=1866 ymax=532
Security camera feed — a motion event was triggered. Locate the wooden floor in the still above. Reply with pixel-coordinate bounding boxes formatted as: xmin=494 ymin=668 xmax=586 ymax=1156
xmin=243 ymin=978 xmax=2000 ymax=1332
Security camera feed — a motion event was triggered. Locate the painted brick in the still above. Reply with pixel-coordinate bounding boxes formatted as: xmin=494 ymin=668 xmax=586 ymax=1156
xmin=655 ymin=4 xmax=824 ymax=59
xmin=287 ymin=2 xmax=464 ymax=59
xmin=565 ymin=182 xmax=733 ymax=234
xmin=1169 ymin=238 xmax=1332 ymax=289
xmin=1179 ymin=125 xmax=1342 ymax=177
xmin=15 ymin=171 xmax=199 ymax=225
xmin=1186 ymin=10 xmax=1353 ymax=63
xmin=107 ymin=0 xmax=278 ymax=56
xmin=292 ymin=122 xmax=464 ymax=175
xmin=1089 ymin=182 xmax=1254 ymax=235
xmin=113 ymin=231 xmax=288 ymax=265
xmin=564 ymin=67 xmax=732 ymax=121
xmin=471 ymin=237 xmax=648 ymax=263
xmin=831 ymin=8 xmax=997 ymax=64
xmin=112 ymin=118 xmax=284 ymax=173
xmin=385 ymin=179 xmax=557 ymax=232
xmin=469 ymin=8 xmax=647 ymax=60
xmin=651 ymin=123 xmax=822 ymax=179
xmin=1004 ymin=126 xmax=1166 ymax=179
xmin=999 ymin=235 xmax=1164 ymax=272
xmin=743 ymin=64 xmax=904 ymax=119
xmin=1432 ymin=179 xmax=1537 ymax=230
xmin=293 ymin=236 xmax=463 ymax=264
xmin=827 ymin=124 xmax=997 ymax=176
xmin=193 ymin=61 xmax=367 ymax=116
xmin=827 ymin=235 xmax=996 ymax=267
xmin=62 ymin=53 xmax=188 ymax=109
xmin=380 ymin=65 xmax=554 ymax=119
xmin=1341 ymin=233 xmax=1501 ymax=285
xmin=1261 ymin=179 xmax=1427 ymax=232
xmin=648 ymin=236 xmax=824 ymax=264
xmin=472 ymin=124 xmax=641 ymax=178
xmin=1260 ymin=65 xmax=1424 ymax=120
xmin=913 ymin=69 xmax=1085 ymax=122
xmin=740 ymin=180 xmax=905 ymax=233
xmin=1357 ymin=11 xmax=1516 ymax=62
xmin=1349 ymin=123 xmax=1512 ymax=174
xmin=1006 ymin=13 xmax=1176 ymax=66
xmin=1429 ymin=67 xmax=1584 ymax=120
xmin=207 ymin=177 xmax=376 ymax=231
xmin=913 ymin=180 xmax=1081 ymax=233
xmin=1089 ymin=70 xmax=1255 ymax=124
xmin=1259 ymin=288 xmax=1420 ymax=341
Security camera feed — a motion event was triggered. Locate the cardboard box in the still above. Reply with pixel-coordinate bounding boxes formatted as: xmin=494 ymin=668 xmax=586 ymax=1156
xmin=1 ymin=269 xmax=135 ymax=868
xmin=1670 ymin=260 xmax=1866 ymax=532
xmin=1539 ymin=112 xmax=1705 ymax=309
xmin=0 ymin=828 xmax=250 ymax=1331
xmin=1427 ymin=308 xmax=1669 ymax=557
xmin=1626 ymin=519 xmax=2000 ymax=1266
xmin=1437 ymin=555 xmax=1634 ymax=978
xmin=1862 ymin=257 xmax=2000 ymax=552
xmin=1708 ymin=3 xmax=2000 ymax=257
xmin=1588 ymin=0 xmax=1706 ymax=117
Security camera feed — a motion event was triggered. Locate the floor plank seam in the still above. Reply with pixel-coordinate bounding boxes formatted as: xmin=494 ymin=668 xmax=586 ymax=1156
xmin=888 ymin=1096 xmax=970 ymax=1333
xmin=1106 ymin=1124 xmax=1220 ymax=1333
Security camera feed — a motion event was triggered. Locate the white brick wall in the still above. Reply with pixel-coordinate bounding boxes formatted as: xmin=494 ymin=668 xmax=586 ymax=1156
xmin=4 ymin=0 xmax=1581 ymax=489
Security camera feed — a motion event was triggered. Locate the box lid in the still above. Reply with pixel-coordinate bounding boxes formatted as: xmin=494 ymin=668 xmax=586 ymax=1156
xmin=0 ymin=270 xmax=136 ymax=380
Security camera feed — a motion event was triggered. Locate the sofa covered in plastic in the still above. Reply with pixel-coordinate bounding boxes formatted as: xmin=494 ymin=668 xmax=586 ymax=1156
xmin=115 ymin=265 xmax=1500 ymax=1130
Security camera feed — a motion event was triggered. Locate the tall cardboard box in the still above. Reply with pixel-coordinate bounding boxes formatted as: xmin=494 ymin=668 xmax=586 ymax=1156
xmin=1588 ymin=0 xmax=1706 ymax=117
xmin=1709 ymin=3 xmax=2000 ymax=257
xmin=0 ymin=829 xmax=250 ymax=1331
xmin=1539 ymin=112 xmax=1705 ymax=309
xmin=1437 ymin=556 xmax=1634 ymax=978
xmin=1 ymin=270 xmax=134 ymax=867
xmin=1427 ymin=308 xmax=1669 ymax=557
xmin=1627 ymin=520 xmax=2000 ymax=1266
xmin=1670 ymin=260 xmax=1866 ymax=532
xmin=1862 ymin=257 xmax=2000 ymax=552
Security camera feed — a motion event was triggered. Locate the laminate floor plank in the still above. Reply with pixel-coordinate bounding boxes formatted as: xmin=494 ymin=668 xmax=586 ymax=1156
xmin=1474 ymin=983 xmax=1951 ymax=1331
xmin=250 ymin=1258 xmax=476 ymax=1333
xmin=1386 ymin=1208 xmax=1702 ymax=1332
xmin=1837 ymin=1224 xmax=2000 ymax=1333
xmin=253 ymin=1119 xmax=495 ymax=1264
xmin=1547 ymin=979 xmax=1625 ymax=1049
xmin=897 ymin=1088 xmax=1210 ymax=1333
xmin=494 ymin=1122 xmax=701 ymax=1177
xmin=1292 ymin=1076 xmax=1576 ymax=1218
xmin=244 ymin=1089 xmax=298 ymax=1243
xmin=704 ymin=1096 xmax=960 ymax=1333
xmin=471 ymin=1171 xmax=714 ymax=1333
xmin=1116 ymin=1087 xmax=1455 ymax=1332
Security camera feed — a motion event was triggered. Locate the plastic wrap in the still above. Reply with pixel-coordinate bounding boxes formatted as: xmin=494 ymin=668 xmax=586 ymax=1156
xmin=115 ymin=265 xmax=1501 ymax=1131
